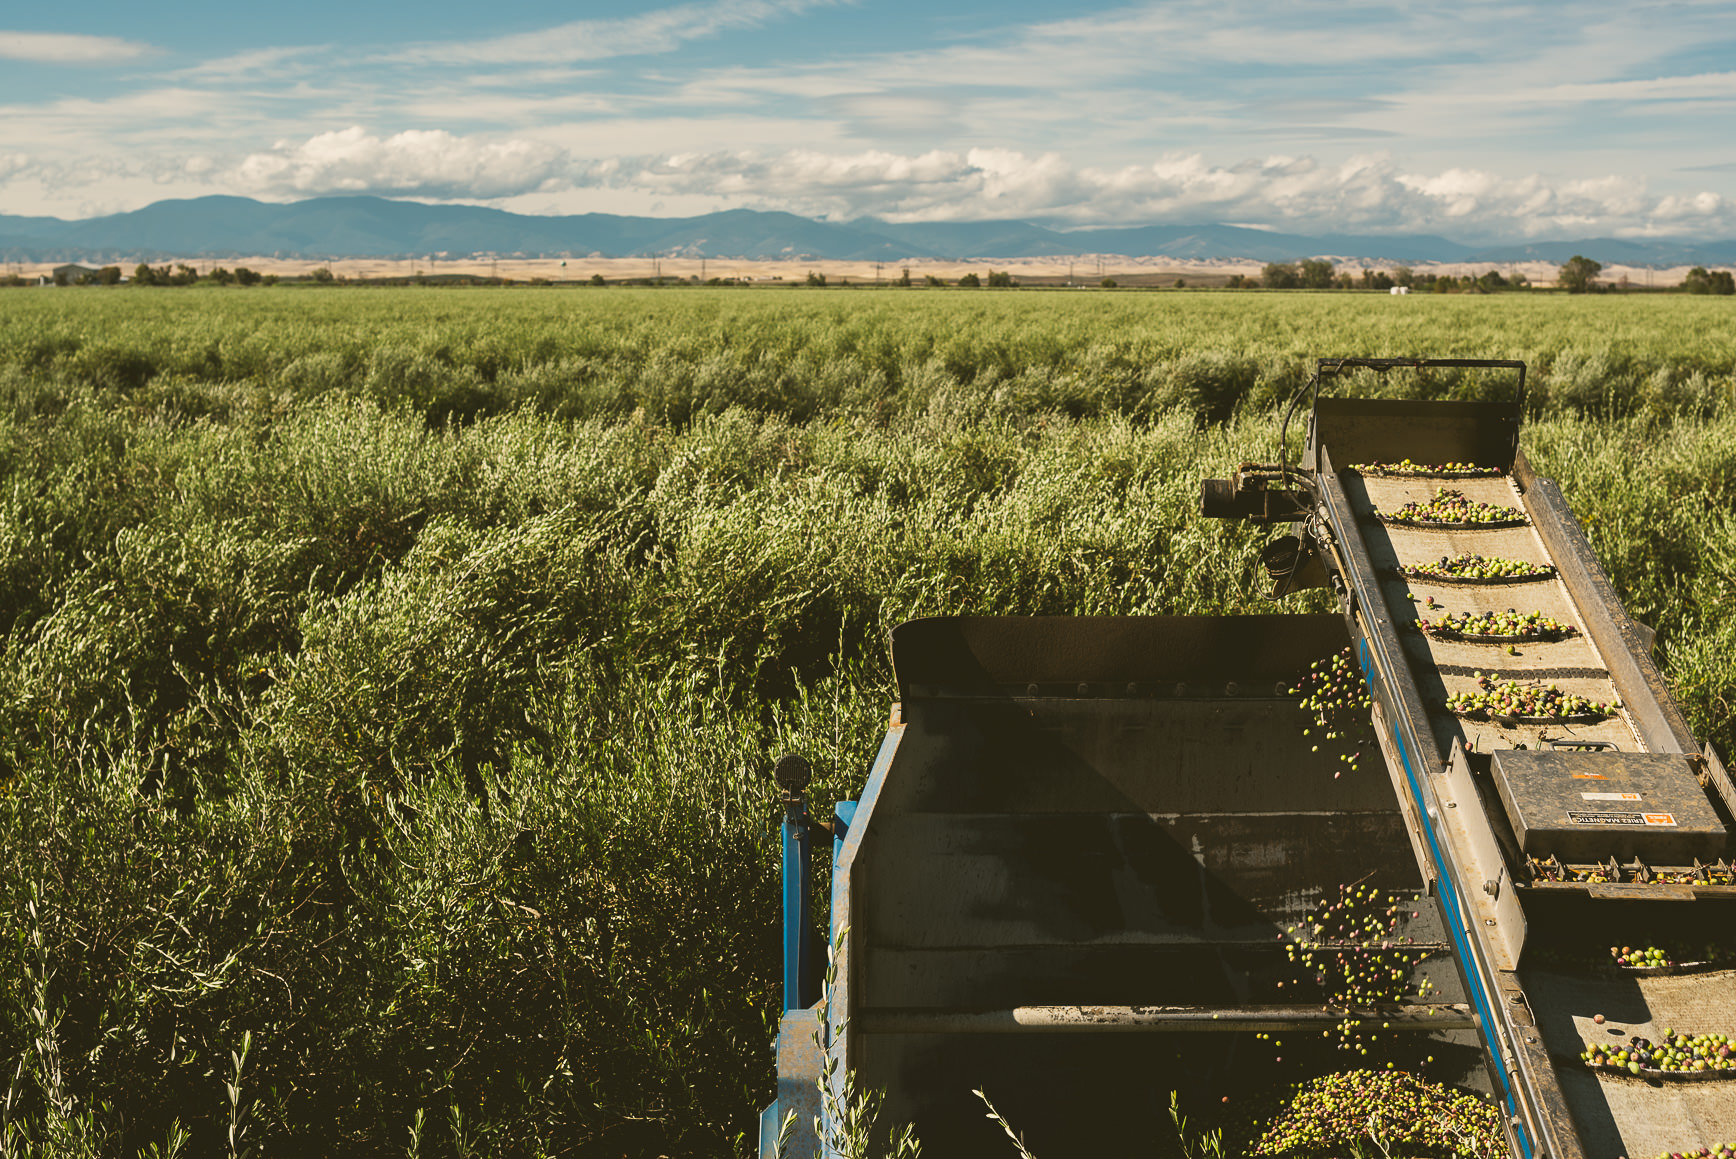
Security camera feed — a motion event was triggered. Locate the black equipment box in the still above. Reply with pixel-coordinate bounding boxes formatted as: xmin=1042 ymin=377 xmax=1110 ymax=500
xmin=1489 ymin=750 xmax=1726 ymax=863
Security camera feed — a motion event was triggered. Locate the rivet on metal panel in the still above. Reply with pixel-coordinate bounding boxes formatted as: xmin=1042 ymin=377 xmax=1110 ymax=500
xmin=1026 ymin=683 xmax=1039 ymax=697
xmin=1174 ymin=682 xmax=1187 ymax=698
xmin=1225 ymin=681 xmax=1239 ymax=696
xmin=1485 ymin=918 xmax=1497 ymax=926
xmin=1126 ymin=682 xmax=1138 ymax=695
xmin=1077 ymin=682 xmax=1090 ymax=696
xmin=1273 ymin=681 xmax=1287 ymax=696
xmin=1446 ymin=802 xmax=1457 ymax=808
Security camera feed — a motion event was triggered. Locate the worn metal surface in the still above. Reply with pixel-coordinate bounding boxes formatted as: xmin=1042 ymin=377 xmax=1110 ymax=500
xmin=1524 ymin=968 xmax=1736 ymax=1159
xmin=758 ymin=1006 xmax=824 ymax=1159
xmin=826 ymin=614 xmax=1471 ymax=1157
xmin=1489 ymin=751 xmax=1724 ymax=863
xmin=1309 ymin=396 xmax=1524 ymax=474
xmin=1440 ymin=741 xmax=1528 ymax=971
xmin=890 ymin=614 xmax=1351 ymax=697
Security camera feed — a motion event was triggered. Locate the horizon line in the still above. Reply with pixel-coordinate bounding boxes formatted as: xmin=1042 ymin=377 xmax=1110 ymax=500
xmin=3 ymin=193 xmax=1734 ymax=250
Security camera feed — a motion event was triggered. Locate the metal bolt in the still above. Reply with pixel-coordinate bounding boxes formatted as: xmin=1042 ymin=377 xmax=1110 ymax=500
xmin=1077 ymin=682 xmax=1090 ymax=696
xmin=1224 ymin=681 xmax=1239 ymax=696
xmin=1027 ymin=683 xmax=1039 ymax=697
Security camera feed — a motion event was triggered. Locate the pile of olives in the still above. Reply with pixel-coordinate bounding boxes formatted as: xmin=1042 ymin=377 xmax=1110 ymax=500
xmin=1283 ymin=884 xmax=1434 ymax=1054
xmin=1292 ymin=646 xmax=1374 ymax=777
xmin=1350 ymin=460 xmax=1502 ymax=477
xmin=1417 ymin=608 xmax=1577 ymax=641
xmin=1647 ymin=1146 xmax=1736 ymax=1159
xmin=1581 ymin=1030 xmax=1736 ymax=1076
xmin=1376 ymin=487 xmax=1528 ymax=527
xmin=1613 ymin=945 xmax=1675 ymax=968
xmin=1253 ymin=1070 xmax=1502 ymax=1156
xmin=1446 ymin=673 xmax=1620 ymax=721
xmin=1400 ymin=554 xmax=1556 ymax=582
xmin=1612 ymin=943 xmax=1733 ymax=968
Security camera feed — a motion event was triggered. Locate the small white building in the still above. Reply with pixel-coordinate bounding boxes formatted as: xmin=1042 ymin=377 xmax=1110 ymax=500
xmin=1390 ymin=286 xmax=1410 ymax=295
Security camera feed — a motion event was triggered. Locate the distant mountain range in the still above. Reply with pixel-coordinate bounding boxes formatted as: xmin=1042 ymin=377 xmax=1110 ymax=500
xmin=3 ymin=195 xmax=1733 ymax=266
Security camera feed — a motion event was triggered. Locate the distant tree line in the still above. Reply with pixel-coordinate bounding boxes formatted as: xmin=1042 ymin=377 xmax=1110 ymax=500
xmin=1685 ymin=266 xmax=1736 ymax=295
xmin=3 ymin=256 xmax=1729 ymax=293
xmin=133 ymin=262 xmax=271 ymax=286
xmin=1226 ymin=262 xmax=1528 ymax=292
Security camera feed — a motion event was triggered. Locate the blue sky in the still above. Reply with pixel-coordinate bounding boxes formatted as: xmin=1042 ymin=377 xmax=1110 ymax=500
xmin=2 ymin=0 xmax=1733 ymax=239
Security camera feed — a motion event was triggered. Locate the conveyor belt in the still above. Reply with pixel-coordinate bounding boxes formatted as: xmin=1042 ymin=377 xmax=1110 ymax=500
xmin=1297 ymin=372 xmax=1736 ymax=1159
xmin=1347 ymin=470 xmax=1639 ymax=759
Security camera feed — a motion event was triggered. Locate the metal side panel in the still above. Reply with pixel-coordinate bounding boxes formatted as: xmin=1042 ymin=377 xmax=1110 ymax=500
xmin=1371 ymin=698 xmax=1439 ymax=894
xmin=831 ymin=717 xmax=906 ymax=1123
xmin=888 ymin=614 xmax=1351 ymax=696
xmin=1440 ymin=741 xmax=1527 ymax=971
xmin=760 ymin=1008 xmax=824 ymax=1159
xmin=1308 ymin=396 xmax=1524 ymax=474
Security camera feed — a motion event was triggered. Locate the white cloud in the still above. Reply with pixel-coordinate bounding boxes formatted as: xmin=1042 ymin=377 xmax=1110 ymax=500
xmin=574 ymin=146 xmax=1736 ymax=239
xmin=388 ymin=0 xmax=836 ymax=66
xmin=0 ymin=30 xmax=154 ymax=64
xmin=237 ymin=127 xmax=573 ymax=199
xmin=172 ymin=45 xmax=327 ymax=81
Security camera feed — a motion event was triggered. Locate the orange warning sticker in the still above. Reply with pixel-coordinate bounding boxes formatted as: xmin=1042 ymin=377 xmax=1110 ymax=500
xmin=1570 ymin=773 xmax=1609 ymax=780
xmin=1644 ymin=813 xmax=1678 ymax=826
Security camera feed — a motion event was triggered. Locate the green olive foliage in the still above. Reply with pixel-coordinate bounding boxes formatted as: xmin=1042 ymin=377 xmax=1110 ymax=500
xmin=0 ymin=288 xmax=1732 ymax=1155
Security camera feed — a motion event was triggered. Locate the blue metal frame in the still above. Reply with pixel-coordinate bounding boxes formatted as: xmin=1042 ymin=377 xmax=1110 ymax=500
xmin=1355 ymin=636 xmax=1534 ymax=1159
xmin=760 ymin=723 xmax=898 ymax=1158
xmin=783 ymin=801 xmax=816 ymax=1012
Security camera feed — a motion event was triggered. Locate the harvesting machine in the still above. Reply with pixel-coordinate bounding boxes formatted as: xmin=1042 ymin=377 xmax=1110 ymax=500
xmin=758 ymin=359 xmax=1736 ymax=1158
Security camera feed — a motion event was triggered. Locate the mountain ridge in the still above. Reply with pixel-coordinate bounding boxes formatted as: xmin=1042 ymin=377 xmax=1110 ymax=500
xmin=4 ymin=195 xmax=1733 ymax=266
